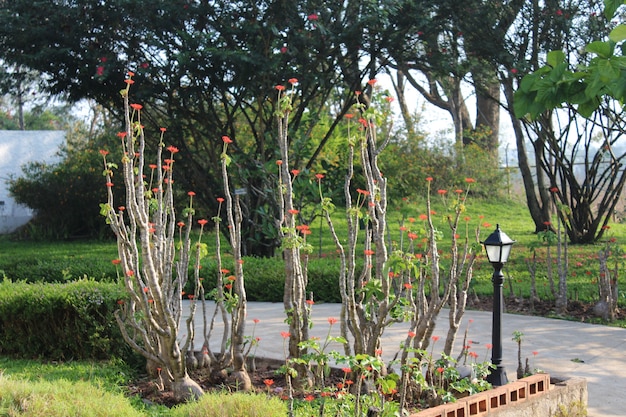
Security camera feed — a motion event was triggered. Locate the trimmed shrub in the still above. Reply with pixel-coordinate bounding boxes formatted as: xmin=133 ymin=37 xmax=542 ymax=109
xmin=0 ymin=280 xmax=132 ymax=361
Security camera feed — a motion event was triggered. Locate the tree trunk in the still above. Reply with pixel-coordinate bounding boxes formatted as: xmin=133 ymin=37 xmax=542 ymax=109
xmin=171 ymin=375 xmax=204 ymax=401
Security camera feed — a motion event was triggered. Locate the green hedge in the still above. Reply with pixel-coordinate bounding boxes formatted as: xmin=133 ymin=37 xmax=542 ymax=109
xmin=187 ymin=256 xmax=346 ymax=303
xmin=0 ymin=280 xmax=133 ymax=361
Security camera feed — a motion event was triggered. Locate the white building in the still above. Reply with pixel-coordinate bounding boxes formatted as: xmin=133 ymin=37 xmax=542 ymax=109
xmin=0 ymin=130 xmax=66 ymax=234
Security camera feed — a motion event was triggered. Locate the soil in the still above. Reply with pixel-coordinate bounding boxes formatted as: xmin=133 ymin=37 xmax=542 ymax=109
xmin=126 ymin=295 xmax=624 ymax=409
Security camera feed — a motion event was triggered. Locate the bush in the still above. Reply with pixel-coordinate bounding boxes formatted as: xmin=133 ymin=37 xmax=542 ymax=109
xmin=170 ymin=391 xmax=287 ymax=417
xmin=0 ymin=280 xmax=133 ymax=361
xmin=0 ymin=376 xmax=144 ymax=417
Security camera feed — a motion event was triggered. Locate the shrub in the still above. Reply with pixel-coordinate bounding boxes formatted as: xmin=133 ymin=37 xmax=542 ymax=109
xmin=169 ymin=391 xmax=287 ymax=417
xmin=0 ymin=376 xmax=144 ymax=417
xmin=0 ymin=280 xmax=133 ymax=361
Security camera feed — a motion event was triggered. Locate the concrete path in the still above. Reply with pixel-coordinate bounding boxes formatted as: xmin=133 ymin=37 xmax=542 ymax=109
xmin=183 ymin=301 xmax=626 ymax=417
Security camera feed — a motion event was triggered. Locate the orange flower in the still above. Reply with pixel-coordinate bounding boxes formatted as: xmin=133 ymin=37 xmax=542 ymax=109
xmin=465 ymin=178 xmax=476 ymax=183
xmin=217 ymin=197 xmax=225 ymax=203
xmin=426 ymin=176 xmax=433 ymax=182
xmin=288 ymin=78 xmax=298 ymax=85
xmin=198 ymin=219 xmax=208 ymax=226
xmin=276 ymin=160 xmax=283 ymax=165
xmin=280 ymin=331 xmax=290 ymax=338
xmin=111 ymin=259 xmax=121 ymax=265
xmin=166 ymin=145 xmax=179 ymax=153
xmin=130 ymin=103 xmax=143 ymax=110
xmin=275 ymin=85 xmax=285 ymax=91
xmin=160 ymin=127 xmax=167 ymax=132
xmin=99 ymin=149 xmax=109 ymax=156
xmin=315 ymin=173 xmax=324 ymax=180
xmin=263 ymin=379 xmax=274 ymax=387
xmin=408 ymin=331 xmax=416 ymax=338
xmin=222 ymin=135 xmax=232 ymax=143
xmin=288 ymin=209 xmax=299 ymax=214
xmin=188 ymin=191 xmax=196 ymax=196
xmin=291 ymin=169 xmax=299 ymax=176
xmin=327 ymin=317 xmax=338 ymax=325
xmin=367 ymin=79 xmax=377 ymax=86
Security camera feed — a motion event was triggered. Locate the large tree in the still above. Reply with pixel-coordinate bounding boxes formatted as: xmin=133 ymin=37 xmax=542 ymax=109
xmin=0 ymin=0 xmax=380 ymax=256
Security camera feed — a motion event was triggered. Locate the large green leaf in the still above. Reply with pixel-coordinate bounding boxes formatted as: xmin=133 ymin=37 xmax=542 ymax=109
xmin=585 ymin=41 xmax=613 ymax=59
xmin=609 ymin=24 xmax=626 ymax=43
xmin=604 ymin=0 xmax=624 ymax=19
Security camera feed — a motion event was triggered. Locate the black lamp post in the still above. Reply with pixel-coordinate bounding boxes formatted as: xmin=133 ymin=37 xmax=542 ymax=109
xmin=481 ymin=224 xmax=515 ymax=386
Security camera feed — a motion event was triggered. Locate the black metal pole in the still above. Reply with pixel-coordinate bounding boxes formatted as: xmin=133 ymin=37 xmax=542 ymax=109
xmin=487 ymin=261 xmax=508 ymax=386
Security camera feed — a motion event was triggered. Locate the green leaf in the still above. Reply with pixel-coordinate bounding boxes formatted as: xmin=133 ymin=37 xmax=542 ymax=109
xmin=604 ymin=0 xmax=624 ymax=20
xmin=546 ymin=50 xmax=565 ymax=68
xmin=609 ymin=24 xmax=626 ymax=43
xmin=585 ymin=41 xmax=613 ymax=59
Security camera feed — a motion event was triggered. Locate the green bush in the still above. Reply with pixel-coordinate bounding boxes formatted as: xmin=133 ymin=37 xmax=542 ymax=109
xmin=189 ymin=256 xmax=344 ymax=303
xmin=0 ymin=280 xmax=133 ymax=361
xmin=0 ymin=375 xmax=144 ymax=417
xmin=170 ymin=391 xmax=287 ymax=417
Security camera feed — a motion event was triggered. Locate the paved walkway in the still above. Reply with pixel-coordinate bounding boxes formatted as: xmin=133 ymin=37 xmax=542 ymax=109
xmin=183 ymin=301 xmax=626 ymax=417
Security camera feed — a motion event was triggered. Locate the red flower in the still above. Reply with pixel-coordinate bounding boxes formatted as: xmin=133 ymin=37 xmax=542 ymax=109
xmin=117 ymin=132 xmax=127 ymax=138
xmin=111 ymin=259 xmax=121 ymax=265
xmin=280 ymin=331 xmax=290 ymax=339
xmin=344 ymin=113 xmax=354 ymax=119
xmin=263 ymin=379 xmax=274 ymax=387
xmin=126 ymin=270 xmax=134 ymax=277
xmin=275 ymin=85 xmax=285 ymax=91
xmin=404 ymin=283 xmax=413 ymax=290
xmin=465 ymin=177 xmax=476 ymax=183
xmin=160 ymin=127 xmax=167 ymax=132
xmin=549 ymin=187 xmax=559 ymax=193
xmin=130 ymin=103 xmax=143 ymax=110
xmin=198 ymin=219 xmax=208 ymax=226
xmin=327 ymin=317 xmax=338 ymax=325
xmin=253 ymin=318 xmax=260 ymax=324
xmin=431 ymin=335 xmax=440 ymax=342
xmin=436 ymin=367 xmax=445 ymax=374
xmin=367 ymin=79 xmax=377 ymax=86
xmin=105 ymin=182 xmax=114 ymax=187
xmin=225 ymin=283 xmax=232 ymax=290
xmin=217 ymin=197 xmax=225 ymax=203
xmin=188 ymin=191 xmax=196 ymax=196
xmin=118 ymin=206 xmax=125 ymax=211
xmin=307 ymin=13 xmax=319 ymax=21
xmin=437 ymin=189 xmax=447 ymax=195
xmin=222 ymin=135 xmax=232 ymax=143
xmin=166 ymin=145 xmax=179 ymax=153
xmin=288 ymin=78 xmax=298 ymax=85
xmin=276 ymin=160 xmax=283 ymax=166
xmin=304 ymin=395 xmax=315 ymax=402
xmin=364 ymin=249 xmax=375 ymax=256
xmin=426 ymin=176 xmax=433 ymax=182
xmin=291 ymin=169 xmax=300 ymax=176
xmin=315 ymin=173 xmax=324 ymax=180
xmin=177 ymin=221 xmax=185 ymax=228
xmin=408 ymin=331 xmax=416 ymax=338
xmin=356 ymin=188 xmax=370 ymax=196
xmin=127 ymin=71 xmax=135 ymax=77
xmin=99 ymin=149 xmax=109 ymax=156
xmin=288 ymin=209 xmax=299 ymax=214
xmin=124 ymin=79 xmax=135 ymax=85
xmin=306 ymin=299 xmax=315 ymax=305
xmin=149 ymin=164 xmax=157 ymax=170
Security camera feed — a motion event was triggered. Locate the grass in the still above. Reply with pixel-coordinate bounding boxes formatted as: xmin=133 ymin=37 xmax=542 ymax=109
xmin=0 ymin=195 xmax=624 ymax=310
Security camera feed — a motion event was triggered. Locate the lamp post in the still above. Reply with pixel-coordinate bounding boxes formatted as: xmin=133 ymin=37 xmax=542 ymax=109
xmin=481 ymin=224 xmax=515 ymax=386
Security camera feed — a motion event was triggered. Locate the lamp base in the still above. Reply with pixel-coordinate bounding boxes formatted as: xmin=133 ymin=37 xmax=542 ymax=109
xmin=487 ymin=366 xmax=508 ymax=387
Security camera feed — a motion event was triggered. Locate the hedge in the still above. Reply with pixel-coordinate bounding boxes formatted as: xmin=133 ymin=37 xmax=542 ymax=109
xmin=0 ymin=279 xmax=133 ymax=361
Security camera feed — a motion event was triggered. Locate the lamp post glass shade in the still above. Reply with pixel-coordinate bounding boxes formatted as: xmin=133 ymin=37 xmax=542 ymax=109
xmin=482 ymin=224 xmax=515 ymax=264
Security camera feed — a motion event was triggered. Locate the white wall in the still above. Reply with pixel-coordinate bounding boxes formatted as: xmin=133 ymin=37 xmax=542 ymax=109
xmin=0 ymin=131 xmax=66 ymax=234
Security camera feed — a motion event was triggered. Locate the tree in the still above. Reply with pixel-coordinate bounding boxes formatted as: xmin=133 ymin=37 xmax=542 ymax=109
xmin=514 ymin=0 xmax=626 ymax=243
xmin=0 ymin=0 xmax=380 ymax=256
